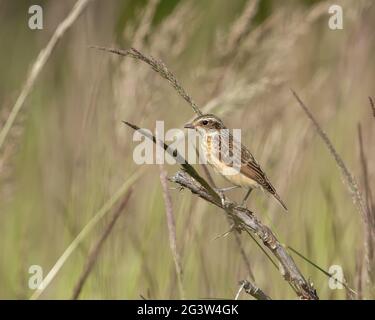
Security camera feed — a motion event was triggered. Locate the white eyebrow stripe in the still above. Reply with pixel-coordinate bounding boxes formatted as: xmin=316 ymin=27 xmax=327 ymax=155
xmin=202 ymin=116 xmax=220 ymax=122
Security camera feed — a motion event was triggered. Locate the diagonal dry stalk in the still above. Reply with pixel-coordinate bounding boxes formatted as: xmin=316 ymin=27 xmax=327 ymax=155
xmin=123 ymin=121 xmax=318 ymax=300
xmin=0 ymin=0 xmax=93 ymax=152
xmin=291 ymin=90 xmax=375 ymax=294
xmin=358 ymin=124 xmax=374 ymax=226
xmin=91 ymin=46 xmax=202 ymax=116
xmin=357 ymin=124 xmax=375 ymax=293
xmin=71 ymin=189 xmax=133 ymax=300
xmin=236 ymin=280 xmax=271 ymax=300
xmin=158 ymin=162 xmax=185 ymax=299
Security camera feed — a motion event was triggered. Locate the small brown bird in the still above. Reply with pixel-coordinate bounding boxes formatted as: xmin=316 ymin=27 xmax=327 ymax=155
xmin=184 ymin=114 xmax=287 ymax=211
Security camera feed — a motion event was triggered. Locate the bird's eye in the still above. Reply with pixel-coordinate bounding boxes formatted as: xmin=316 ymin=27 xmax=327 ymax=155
xmin=202 ymin=120 xmax=208 ymax=125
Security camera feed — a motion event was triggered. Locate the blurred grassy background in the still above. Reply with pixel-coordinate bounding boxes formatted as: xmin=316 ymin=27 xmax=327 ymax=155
xmin=0 ymin=0 xmax=374 ymax=299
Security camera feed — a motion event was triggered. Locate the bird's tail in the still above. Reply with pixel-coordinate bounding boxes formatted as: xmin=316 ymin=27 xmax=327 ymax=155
xmin=272 ymin=192 xmax=288 ymax=212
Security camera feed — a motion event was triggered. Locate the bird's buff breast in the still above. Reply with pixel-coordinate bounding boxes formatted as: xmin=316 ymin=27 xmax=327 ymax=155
xmin=200 ymin=133 xmax=260 ymax=189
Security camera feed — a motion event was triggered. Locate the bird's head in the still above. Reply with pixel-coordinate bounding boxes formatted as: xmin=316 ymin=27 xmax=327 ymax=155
xmin=184 ymin=114 xmax=225 ymax=135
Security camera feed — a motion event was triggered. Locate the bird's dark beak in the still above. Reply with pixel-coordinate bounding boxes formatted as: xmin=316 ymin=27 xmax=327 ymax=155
xmin=184 ymin=123 xmax=194 ymax=129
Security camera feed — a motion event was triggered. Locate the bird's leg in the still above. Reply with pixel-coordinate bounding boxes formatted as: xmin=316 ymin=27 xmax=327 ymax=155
xmin=215 ymin=189 xmax=226 ymax=207
xmin=214 ymin=186 xmax=239 ymax=207
xmin=241 ymin=188 xmax=253 ymax=207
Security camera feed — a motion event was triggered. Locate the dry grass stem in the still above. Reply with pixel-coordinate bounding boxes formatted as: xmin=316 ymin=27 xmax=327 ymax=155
xmin=91 ymin=46 xmax=202 ymax=116
xmin=71 ymin=189 xmax=133 ymax=300
xmin=291 ymin=90 xmax=368 ymax=221
xmin=292 ymin=89 xmax=374 ymax=292
xmin=357 ymin=124 xmax=375 ymax=291
xmin=358 ymin=124 xmax=374 ymax=222
xmin=158 ymin=161 xmax=185 ymax=299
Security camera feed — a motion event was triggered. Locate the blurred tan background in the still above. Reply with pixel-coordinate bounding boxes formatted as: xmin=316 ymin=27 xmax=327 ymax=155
xmin=0 ymin=0 xmax=374 ymax=299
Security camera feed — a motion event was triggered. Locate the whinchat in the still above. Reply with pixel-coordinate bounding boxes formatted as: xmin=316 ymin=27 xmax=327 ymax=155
xmin=184 ymin=114 xmax=287 ymax=211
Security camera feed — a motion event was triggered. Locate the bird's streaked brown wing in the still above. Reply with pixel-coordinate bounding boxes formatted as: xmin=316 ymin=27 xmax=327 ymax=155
xmin=240 ymin=147 xmax=274 ymax=192
xmin=217 ymin=130 xmax=274 ymax=190
xmin=240 ymin=146 xmax=288 ymax=211
xmin=218 ymin=130 xmax=288 ymax=211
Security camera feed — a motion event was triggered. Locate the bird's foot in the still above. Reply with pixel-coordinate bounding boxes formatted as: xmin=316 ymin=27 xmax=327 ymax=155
xmin=240 ymin=199 xmax=248 ymax=208
xmin=216 ymin=190 xmax=226 ymax=207
xmin=240 ymin=188 xmax=253 ymax=208
xmin=214 ymin=186 xmax=239 ymax=207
